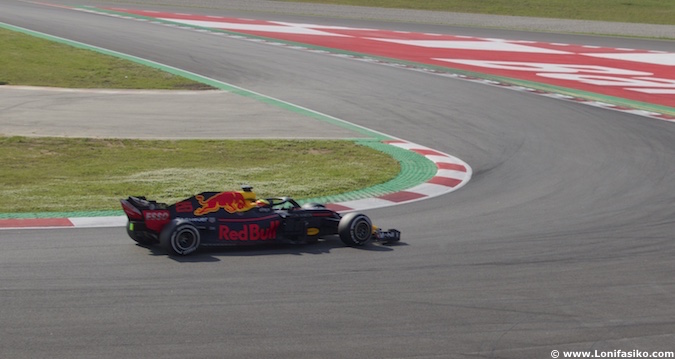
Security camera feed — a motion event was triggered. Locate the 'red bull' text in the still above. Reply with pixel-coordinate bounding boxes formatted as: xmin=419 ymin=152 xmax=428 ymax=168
xmin=219 ymin=221 xmax=280 ymax=241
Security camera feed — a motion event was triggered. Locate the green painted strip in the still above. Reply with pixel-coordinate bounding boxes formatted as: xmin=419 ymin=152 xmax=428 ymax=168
xmin=0 ymin=20 xmax=438 ymax=219
xmin=0 ymin=210 xmax=123 ymax=220
xmin=300 ymin=139 xmax=437 ymax=205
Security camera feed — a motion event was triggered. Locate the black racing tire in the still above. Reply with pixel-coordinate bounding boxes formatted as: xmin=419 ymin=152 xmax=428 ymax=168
xmin=160 ymin=220 xmax=201 ymax=256
xmin=338 ymin=213 xmax=372 ymax=246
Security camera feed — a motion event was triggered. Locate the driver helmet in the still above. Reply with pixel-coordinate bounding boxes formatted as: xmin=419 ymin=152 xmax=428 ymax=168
xmin=256 ymin=199 xmax=270 ymax=207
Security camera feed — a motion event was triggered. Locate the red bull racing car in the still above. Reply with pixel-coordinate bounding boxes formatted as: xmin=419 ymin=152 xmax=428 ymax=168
xmin=121 ymin=186 xmax=401 ymax=256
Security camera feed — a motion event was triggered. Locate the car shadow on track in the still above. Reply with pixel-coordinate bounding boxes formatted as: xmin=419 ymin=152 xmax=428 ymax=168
xmin=141 ymin=236 xmax=406 ymax=263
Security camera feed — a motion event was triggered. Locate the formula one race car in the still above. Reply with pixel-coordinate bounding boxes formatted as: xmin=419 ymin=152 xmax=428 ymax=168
xmin=121 ymin=186 xmax=400 ymax=255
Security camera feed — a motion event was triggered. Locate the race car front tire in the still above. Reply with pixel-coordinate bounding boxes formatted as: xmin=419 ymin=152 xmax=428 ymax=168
xmin=160 ymin=220 xmax=201 ymax=256
xmin=338 ymin=213 xmax=372 ymax=246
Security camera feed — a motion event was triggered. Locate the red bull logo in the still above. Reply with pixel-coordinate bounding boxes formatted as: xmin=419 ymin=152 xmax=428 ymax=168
xmin=219 ymin=221 xmax=280 ymax=241
xmin=193 ymin=191 xmax=250 ymax=216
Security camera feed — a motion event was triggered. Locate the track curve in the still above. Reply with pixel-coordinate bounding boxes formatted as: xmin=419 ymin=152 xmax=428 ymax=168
xmin=1 ymin=1 xmax=674 ymax=358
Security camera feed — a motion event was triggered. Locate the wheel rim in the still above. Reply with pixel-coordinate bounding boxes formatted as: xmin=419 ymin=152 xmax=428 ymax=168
xmin=175 ymin=229 xmax=197 ymax=252
xmin=354 ymin=220 xmax=371 ymax=242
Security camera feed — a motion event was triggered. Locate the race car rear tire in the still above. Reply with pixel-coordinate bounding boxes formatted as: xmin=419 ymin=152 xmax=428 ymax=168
xmin=338 ymin=213 xmax=372 ymax=246
xmin=160 ymin=220 xmax=201 ymax=256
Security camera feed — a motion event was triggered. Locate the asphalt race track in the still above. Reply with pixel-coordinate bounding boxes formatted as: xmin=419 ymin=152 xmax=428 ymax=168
xmin=1 ymin=1 xmax=674 ymax=358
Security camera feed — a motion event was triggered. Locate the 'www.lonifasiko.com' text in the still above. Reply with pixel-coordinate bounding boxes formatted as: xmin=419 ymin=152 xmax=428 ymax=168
xmin=551 ymin=350 xmax=674 ymax=358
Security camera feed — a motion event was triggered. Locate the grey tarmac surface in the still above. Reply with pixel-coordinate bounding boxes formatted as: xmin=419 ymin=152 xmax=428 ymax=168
xmin=1 ymin=1 xmax=674 ymax=359
xmin=0 ymin=86 xmax=366 ymax=139
xmin=2 ymin=0 xmax=671 ymax=139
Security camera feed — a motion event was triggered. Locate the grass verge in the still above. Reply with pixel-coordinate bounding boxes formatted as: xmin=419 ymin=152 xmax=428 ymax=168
xmin=0 ymin=28 xmax=213 ymax=89
xmin=0 ymin=137 xmax=399 ymax=213
xmin=279 ymin=0 xmax=675 ymax=25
